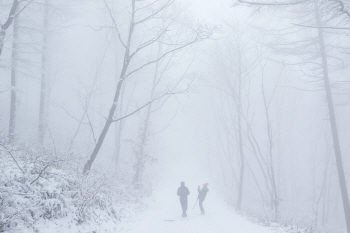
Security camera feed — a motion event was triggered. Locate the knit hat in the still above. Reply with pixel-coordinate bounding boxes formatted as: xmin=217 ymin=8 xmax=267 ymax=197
xmin=203 ymin=183 xmax=208 ymax=187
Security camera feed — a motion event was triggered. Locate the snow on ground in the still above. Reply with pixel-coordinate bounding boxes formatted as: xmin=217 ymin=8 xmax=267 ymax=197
xmin=116 ymin=187 xmax=286 ymax=233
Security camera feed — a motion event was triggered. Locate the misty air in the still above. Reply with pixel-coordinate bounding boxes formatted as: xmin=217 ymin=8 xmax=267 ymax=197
xmin=1 ymin=0 xmax=350 ymax=233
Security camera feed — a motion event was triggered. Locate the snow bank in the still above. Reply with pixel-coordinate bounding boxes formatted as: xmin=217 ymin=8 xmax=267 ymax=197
xmin=0 ymin=143 xmax=150 ymax=233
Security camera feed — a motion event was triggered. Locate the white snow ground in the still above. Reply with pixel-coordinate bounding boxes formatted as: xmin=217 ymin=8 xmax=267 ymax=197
xmin=26 ymin=185 xmax=291 ymax=233
xmin=116 ymin=187 xmax=286 ymax=233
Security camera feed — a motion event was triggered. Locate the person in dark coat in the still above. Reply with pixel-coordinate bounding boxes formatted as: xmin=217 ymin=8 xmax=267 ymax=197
xmin=177 ymin=181 xmax=190 ymax=217
xmin=198 ymin=183 xmax=209 ymax=214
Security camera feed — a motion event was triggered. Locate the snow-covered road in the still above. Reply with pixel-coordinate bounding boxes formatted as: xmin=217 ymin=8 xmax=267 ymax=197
xmin=30 ymin=185 xmax=288 ymax=233
xmin=116 ymin=187 xmax=285 ymax=233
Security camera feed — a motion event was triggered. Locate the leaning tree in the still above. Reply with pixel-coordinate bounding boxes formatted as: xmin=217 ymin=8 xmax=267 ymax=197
xmin=83 ymin=0 xmax=213 ymax=174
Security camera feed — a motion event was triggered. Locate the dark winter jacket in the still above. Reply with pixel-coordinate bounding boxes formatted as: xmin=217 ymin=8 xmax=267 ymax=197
xmin=198 ymin=186 xmax=209 ymax=201
xmin=177 ymin=185 xmax=190 ymax=200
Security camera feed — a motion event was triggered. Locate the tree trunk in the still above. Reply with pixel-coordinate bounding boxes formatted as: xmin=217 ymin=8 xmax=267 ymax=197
xmin=235 ymin=52 xmax=245 ymax=210
xmin=314 ymin=1 xmax=350 ymax=231
xmin=114 ymin=85 xmax=126 ymax=167
xmin=114 ymin=120 xmax=123 ymax=165
xmin=246 ymin=121 xmax=272 ymax=209
xmin=236 ymin=103 xmax=245 ymax=210
xmin=83 ymin=68 xmax=128 ymax=174
xmin=133 ymin=47 xmax=161 ymax=184
xmin=69 ymin=66 xmax=100 ymax=151
xmin=114 ymin=59 xmax=127 ymax=167
xmin=133 ymin=103 xmax=151 ymax=184
xmin=261 ymin=70 xmax=278 ymax=220
xmin=83 ymin=0 xmax=136 ymax=174
xmin=8 ymin=13 xmax=19 ymax=143
xmin=0 ymin=0 xmax=19 ymax=58
xmin=38 ymin=0 xmax=49 ymax=144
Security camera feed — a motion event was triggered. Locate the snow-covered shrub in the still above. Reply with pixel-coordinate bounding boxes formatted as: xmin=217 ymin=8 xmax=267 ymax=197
xmin=0 ymin=150 xmax=77 ymax=232
xmin=0 ymin=140 xmax=149 ymax=233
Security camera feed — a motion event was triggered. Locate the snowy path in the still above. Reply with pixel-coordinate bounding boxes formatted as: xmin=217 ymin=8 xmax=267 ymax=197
xmin=116 ymin=188 xmax=285 ymax=233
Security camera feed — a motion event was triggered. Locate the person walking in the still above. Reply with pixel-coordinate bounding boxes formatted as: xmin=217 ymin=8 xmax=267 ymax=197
xmin=198 ymin=183 xmax=209 ymax=214
xmin=177 ymin=181 xmax=190 ymax=217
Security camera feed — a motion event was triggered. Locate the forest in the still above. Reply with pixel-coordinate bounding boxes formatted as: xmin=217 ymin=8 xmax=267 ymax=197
xmin=1 ymin=0 xmax=350 ymax=233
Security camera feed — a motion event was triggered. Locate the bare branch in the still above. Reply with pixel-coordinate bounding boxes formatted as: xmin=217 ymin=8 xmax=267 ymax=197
xmin=113 ymin=94 xmax=167 ymax=122
xmin=113 ymin=91 xmax=182 ymax=122
xmin=135 ymin=0 xmax=160 ymax=13
xmin=134 ymin=0 xmax=175 ymax=25
xmin=237 ymin=0 xmax=311 ymax=6
xmin=15 ymin=0 xmax=34 ymax=18
xmin=54 ymin=103 xmax=90 ymax=125
xmin=129 ymin=27 xmax=169 ymax=59
xmin=103 ymin=0 xmax=126 ymax=48
xmin=1 ymin=0 xmax=19 ymax=30
xmin=0 ymin=143 xmax=25 ymax=174
xmin=125 ymin=29 xmax=213 ymax=79
xmin=30 ymin=163 xmax=50 ymax=185
xmin=86 ymin=110 xmax=97 ymax=145
xmin=293 ymin=23 xmax=350 ymax=30
xmin=0 ymin=0 xmax=19 ymax=56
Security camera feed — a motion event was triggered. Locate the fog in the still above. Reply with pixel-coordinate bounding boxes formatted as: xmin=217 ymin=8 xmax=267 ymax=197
xmin=1 ymin=1 xmax=350 ymax=233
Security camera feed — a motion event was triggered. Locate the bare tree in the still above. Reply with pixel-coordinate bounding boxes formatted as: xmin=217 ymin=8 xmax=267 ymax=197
xmin=133 ymin=46 xmax=163 ymax=185
xmin=38 ymin=0 xmax=49 ymax=145
xmin=237 ymin=0 xmax=350 ymax=231
xmin=211 ymin=23 xmax=259 ymax=210
xmin=83 ymin=0 xmax=213 ymax=174
xmin=113 ymin=85 xmax=127 ymax=167
xmin=8 ymin=8 xmax=19 ymax=143
xmin=132 ymin=42 xmax=195 ymax=185
xmin=314 ymin=1 xmax=350 ymax=230
xmin=257 ymin=56 xmax=283 ymax=220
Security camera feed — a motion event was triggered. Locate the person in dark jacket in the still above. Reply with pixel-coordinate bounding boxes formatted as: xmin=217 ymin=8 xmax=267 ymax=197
xmin=198 ymin=183 xmax=209 ymax=214
xmin=177 ymin=181 xmax=190 ymax=217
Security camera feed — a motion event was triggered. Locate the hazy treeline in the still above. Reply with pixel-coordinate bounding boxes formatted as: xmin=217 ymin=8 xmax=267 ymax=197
xmin=0 ymin=0 xmax=211 ymax=231
xmin=202 ymin=1 xmax=350 ymax=232
xmin=0 ymin=0 xmax=209 ymax=178
xmin=1 ymin=0 xmax=350 ymax=233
